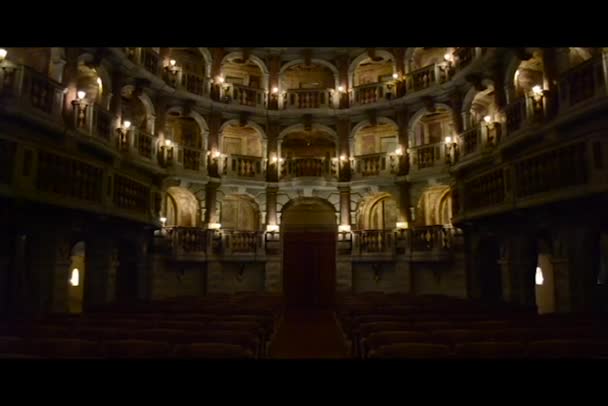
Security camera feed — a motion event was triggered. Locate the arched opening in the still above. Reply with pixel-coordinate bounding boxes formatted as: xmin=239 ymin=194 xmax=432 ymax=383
xmin=121 ymin=86 xmax=152 ymax=133
xmin=280 ymin=62 xmax=336 ymax=109
xmin=220 ymin=55 xmax=266 ymax=107
xmin=280 ymin=129 xmax=336 ymax=179
xmin=75 ymin=62 xmax=106 ymax=108
xmin=411 ymin=108 xmax=453 ymax=169
xmin=356 ymin=193 xmax=398 ymax=231
xmin=164 ymin=186 xmax=200 ymax=228
xmin=477 ymin=236 xmax=502 ymax=303
xmin=220 ymin=194 xmax=260 ymax=231
xmin=535 ymin=238 xmax=556 ymax=314
xmin=67 ymin=241 xmax=86 ymax=314
xmin=281 ymin=197 xmax=337 ymax=308
xmin=352 ymin=122 xmax=399 ymax=177
xmin=166 ymin=115 xmax=203 ymax=171
xmin=414 ymin=186 xmax=452 ymax=227
xmin=352 ymin=53 xmax=396 ymax=104
xmin=568 ymin=47 xmax=594 ymax=69
xmin=220 ymin=123 xmax=264 ymax=178
xmin=168 ymin=48 xmax=207 ymax=96
xmin=407 ymin=48 xmax=454 ymax=91
xmin=513 ymin=51 xmax=544 ymax=99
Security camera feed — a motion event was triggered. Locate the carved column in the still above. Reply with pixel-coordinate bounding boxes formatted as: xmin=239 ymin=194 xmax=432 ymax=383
xmin=336 ymin=54 xmax=350 ymax=109
xmin=61 ymin=49 xmax=80 ymax=127
xmin=396 ymin=107 xmax=412 ymax=223
xmin=491 ymin=63 xmax=507 ymax=111
xmin=450 ymin=89 xmax=464 ymax=134
xmin=266 ymin=185 xmax=278 ymax=227
xmin=209 ymin=48 xmax=225 ymax=101
xmin=336 ymin=117 xmax=351 ymax=181
xmin=204 ymin=181 xmax=220 ymax=225
xmin=392 ymin=48 xmax=407 ymax=97
xmin=338 ymin=186 xmax=351 ymax=226
xmin=110 ymin=70 xmax=125 ymax=125
xmin=207 ymin=112 xmax=222 ymax=177
xmin=266 ymin=120 xmax=279 ymax=182
xmin=268 ymin=54 xmax=281 ymax=110
xmin=541 ymin=48 xmax=561 ymax=119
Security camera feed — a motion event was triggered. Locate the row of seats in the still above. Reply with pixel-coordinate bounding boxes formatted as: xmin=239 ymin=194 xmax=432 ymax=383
xmin=0 ymin=293 xmax=285 ymax=359
xmin=335 ymin=293 xmax=608 ymax=359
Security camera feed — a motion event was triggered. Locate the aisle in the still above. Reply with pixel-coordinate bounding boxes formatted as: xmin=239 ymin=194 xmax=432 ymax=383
xmin=269 ymin=308 xmax=348 ymax=359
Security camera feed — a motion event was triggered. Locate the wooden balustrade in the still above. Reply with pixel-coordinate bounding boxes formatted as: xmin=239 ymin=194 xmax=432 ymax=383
xmin=36 ymin=151 xmax=103 ymax=202
xmin=166 ymin=227 xmax=207 ymax=254
xmin=412 ymin=143 xmax=442 ymax=169
xmin=141 ymin=48 xmax=160 ymax=75
xmin=284 ymin=89 xmax=332 ymax=109
xmin=515 ymin=141 xmax=587 ymax=198
xmin=408 ymin=64 xmax=437 ymax=92
xmin=464 ymin=168 xmax=506 ymax=211
xmin=92 ymin=105 xmax=115 ymax=141
xmin=0 ymin=64 xmax=64 ymax=120
xmin=227 ymin=231 xmax=259 ymax=253
xmin=113 ymin=174 xmax=150 ymax=212
xmin=505 ymin=97 xmax=527 ymax=134
xmin=355 ymin=153 xmax=390 ymax=177
xmin=281 ymin=157 xmax=332 ymax=178
xmin=134 ymin=129 xmax=155 ymax=159
xmin=461 ymin=126 xmax=481 ymax=156
xmin=410 ymin=226 xmax=452 ymax=252
xmin=558 ymin=56 xmax=606 ymax=110
xmin=231 ymin=84 xmax=264 ymax=107
xmin=225 ymin=154 xmax=263 ymax=178
xmin=0 ymin=139 xmax=17 ymax=185
xmin=353 ymin=83 xmax=382 ymax=105
xmin=181 ymin=73 xmax=205 ymax=96
xmin=182 ymin=147 xmax=201 ymax=171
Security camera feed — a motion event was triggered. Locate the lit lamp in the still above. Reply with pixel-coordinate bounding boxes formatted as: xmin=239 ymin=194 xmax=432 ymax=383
xmin=160 ymin=216 xmax=167 ymax=226
xmin=530 ymin=85 xmax=545 ymax=117
xmin=117 ymin=120 xmax=131 ymax=152
xmin=396 ymin=221 xmax=408 ymax=230
xmin=0 ymin=48 xmax=7 ymax=62
xmin=444 ymin=135 xmax=457 ymax=164
xmin=337 ymin=85 xmax=345 ymax=93
xmin=164 ymin=59 xmax=179 ymax=86
xmin=392 ymin=72 xmax=399 ymax=80
xmin=208 ymin=223 xmax=222 ymax=230
xmin=72 ymin=90 xmax=88 ymax=129
xmin=69 ymin=268 xmax=79 ymax=287
xmin=338 ymin=224 xmax=351 ymax=233
xmin=266 ymin=224 xmax=279 ymax=233
xmin=162 ymin=139 xmax=174 ymax=165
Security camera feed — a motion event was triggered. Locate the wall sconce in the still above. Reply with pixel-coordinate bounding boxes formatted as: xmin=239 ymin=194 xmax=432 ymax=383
xmin=207 ymin=222 xmax=222 ymax=230
xmin=0 ymin=48 xmax=7 ymax=62
xmin=394 ymin=146 xmax=403 ymax=156
xmin=444 ymin=53 xmax=454 ymax=63
xmin=396 ymin=221 xmax=408 ymax=230
xmin=271 ymin=154 xmax=278 ymax=164
xmin=392 ymin=72 xmax=399 ymax=80
xmin=483 ymin=115 xmax=492 ymax=125
xmin=72 ymin=90 xmax=89 ymax=129
xmin=212 ymin=150 xmax=221 ymax=159
xmin=266 ymin=224 xmax=279 ymax=233
xmin=160 ymin=216 xmax=167 ymax=226
xmin=338 ymin=224 xmax=351 ymax=233
xmin=271 ymin=86 xmax=279 ymax=94
xmin=117 ymin=120 xmax=131 ymax=152
xmin=444 ymin=135 xmax=457 ymax=164
xmin=340 ymin=154 xmax=347 ymax=162
xmin=216 ymin=76 xmax=225 ymax=84
xmin=531 ymin=85 xmax=543 ymax=97
xmin=337 ymin=85 xmax=345 ymax=93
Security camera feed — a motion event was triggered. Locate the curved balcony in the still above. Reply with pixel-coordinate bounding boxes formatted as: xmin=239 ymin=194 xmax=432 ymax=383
xmin=283 ymin=88 xmax=334 ymax=110
xmin=351 ymin=82 xmax=396 ymax=105
xmin=409 ymin=142 xmax=448 ymax=173
xmin=352 ymin=153 xmax=398 ymax=178
xmin=222 ymin=154 xmax=265 ymax=180
xmin=279 ymin=157 xmax=337 ymax=181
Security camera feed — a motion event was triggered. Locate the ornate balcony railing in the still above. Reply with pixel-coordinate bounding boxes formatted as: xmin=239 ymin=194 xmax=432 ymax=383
xmin=280 ymin=157 xmax=335 ymax=179
xmin=463 ymin=168 xmax=507 ymax=211
xmin=410 ymin=225 xmax=453 ymax=252
xmin=180 ymin=146 xmax=202 ymax=171
xmin=410 ymin=142 xmax=445 ymax=170
xmin=284 ymin=88 xmax=333 ymax=109
xmin=224 ymin=231 xmax=260 ymax=254
xmin=514 ymin=141 xmax=588 ymax=198
xmin=354 ymin=152 xmax=396 ymax=177
xmin=166 ymin=227 xmax=207 ymax=255
xmin=352 ymin=82 xmax=396 ymax=105
xmin=224 ymin=154 xmax=264 ymax=178
xmin=141 ymin=48 xmax=160 ymax=76
xmin=461 ymin=126 xmax=482 ymax=157
xmin=558 ymin=55 xmax=607 ymax=111
xmin=134 ymin=129 xmax=156 ymax=160
xmin=0 ymin=64 xmax=64 ymax=122
xmin=180 ymin=72 xmax=206 ymax=96
xmin=229 ymin=84 xmax=265 ymax=108
xmin=355 ymin=230 xmax=393 ymax=254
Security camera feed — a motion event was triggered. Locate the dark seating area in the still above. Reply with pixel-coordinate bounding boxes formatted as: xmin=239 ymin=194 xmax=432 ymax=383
xmin=335 ymin=293 xmax=608 ymax=359
xmin=0 ymin=293 xmax=284 ymax=359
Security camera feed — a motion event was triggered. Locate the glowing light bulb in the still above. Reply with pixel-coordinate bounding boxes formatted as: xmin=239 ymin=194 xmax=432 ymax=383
xmin=70 ymin=268 xmax=79 ymax=287
xmin=484 ymin=115 xmax=492 ymax=124
xmin=169 ymin=59 xmax=176 ymax=67
xmin=338 ymin=85 xmax=345 ymax=93
xmin=77 ymin=90 xmax=86 ymax=100
xmin=392 ymin=73 xmax=399 ymax=79
xmin=535 ymin=266 xmax=544 ymax=285
xmin=532 ymin=85 xmax=543 ymax=96
xmin=0 ymin=48 xmax=7 ymax=60
xmin=123 ymin=120 xmax=131 ymax=130
xmin=272 ymin=87 xmax=279 ymax=94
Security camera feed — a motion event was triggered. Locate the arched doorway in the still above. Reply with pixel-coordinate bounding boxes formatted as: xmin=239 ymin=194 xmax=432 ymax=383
xmin=281 ymin=197 xmax=337 ymax=308
xmin=67 ymin=241 xmax=86 ymax=313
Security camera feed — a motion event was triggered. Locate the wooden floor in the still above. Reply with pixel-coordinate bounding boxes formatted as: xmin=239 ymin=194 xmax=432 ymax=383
xmin=269 ymin=308 xmax=348 ymax=359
